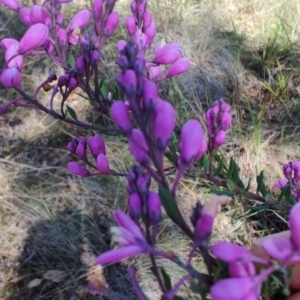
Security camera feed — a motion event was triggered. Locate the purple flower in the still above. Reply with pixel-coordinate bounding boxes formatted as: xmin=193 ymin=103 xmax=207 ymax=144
xmin=126 ymin=15 xmax=136 ymax=35
xmin=104 ymin=12 xmax=119 ymax=38
xmin=117 ymin=70 xmax=137 ymax=97
xmin=142 ymin=78 xmax=159 ymax=110
xmin=0 ymin=38 xmax=19 ymax=51
xmin=128 ymin=193 xmax=142 ymax=220
xmin=179 ymin=119 xmax=205 ymax=165
xmin=19 ymin=24 xmax=49 ymax=54
xmin=274 ymin=178 xmax=288 ymax=190
xmin=67 ymin=162 xmax=90 ymax=177
xmin=212 ymin=130 xmax=226 ymax=149
xmin=88 ymin=134 xmax=106 ymax=158
xmin=166 ymin=58 xmax=190 ymax=78
xmin=66 ymin=9 xmax=90 ymax=33
xmin=153 ymin=43 xmax=181 ymax=65
xmin=128 ymin=129 xmax=150 ymax=165
xmin=110 ymin=100 xmax=132 ymax=133
xmin=5 ymin=44 xmax=23 ymax=71
xmin=154 ymin=100 xmax=176 ymax=149
xmin=0 ymin=67 xmax=21 ymax=87
xmin=289 ymin=202 xmax=300 ymax=249
xmin=95 ymin=210 xmax=147 ymax=265
xmin=29 ymin=5 xmax=48 ymax=24
xmin=147 ymin=191 xmax=161 ymax=224
xmin=19 ymin=7 xmax=32 ymax=25
xmin=96 ymin=154 xmax=110 ymax=174
xmin=0 ymin=0 xmax=21 ymax=11
xmin=92 ymin=0 xmax=103 ymax=18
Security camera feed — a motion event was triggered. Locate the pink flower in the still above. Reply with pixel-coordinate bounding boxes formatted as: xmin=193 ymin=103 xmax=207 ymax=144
xmin=104 ymin=12 xmax=119 ymax=38
xmin=0 ymin=67 xmax=21 ymax=87
xmin=67 ymin=162 xmax=90 ymax=177
xmin=0 ymin=0 xmax=21 ymax=11
xmin=110 ymin=100 xmax=132 ymax=133
xmin=212 ymin=130 xmax=226 ymax=149
xmin=154 ymin=100 xmax=176 ymax=149
xmin=128 ymin=129 xmax=150 ymax=165
xmin=96 ymin=154 xmax=110 ymax=173
xmin=220 ymin=111 xmax=232 ymax=131
xmin=92 ymin=0 xmax=103 ymax=18
xmin=211 ymin=277 xmax=258 ymax=300
xmin=153 ymin=43 xmax=182 ymax=65
xmin=179 ymin=119 xmax=205 ymax=165
xmin=166 ymin=58 xmax=190 ymax=78
xmin=0 ymin=38 xmax=19 ymax=51
xmin=148 ymin=65 xmax=161 ymax=80
xmin=5 ymin=44 xmax=23 ymax=71
xmin=143 ymin=20 xmax=156 ymax=47
xmin=117 ymin=40 xmax=127 ymax=52
xmin=19 ymin=7 xmax=32 ymax=25
xmin=126 ymin=15 xmax=136 ymax=35
xmin=95 ymin=210 xmax=147 ymax=264
xmin=66 ymin=9 xmax=90 ymax=32
xmin=19 ymin=24 xmax=49 ymax=54
xmin=29 ymin=5 xmax=48 ymax=24
xmin=289 ymin=202 xmax=300 ymax=249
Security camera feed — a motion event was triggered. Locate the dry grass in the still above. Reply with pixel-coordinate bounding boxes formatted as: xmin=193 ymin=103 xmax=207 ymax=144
xmin=1 ymin=0 xmax=300 ymax=299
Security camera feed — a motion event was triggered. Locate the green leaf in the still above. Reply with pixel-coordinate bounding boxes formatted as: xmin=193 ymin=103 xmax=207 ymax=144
xmin=160 ymin=268 xmax=172 ymax=291
xmin=227 ymin=157 xmax=239 ymax=183
xmin=212 ymin=163 xmax=223 ymax=177
xmin=66 ymin=105 xmax=78 ymax=120
xmin=256 ymin=171 xmax=268 ymax=196
xmin=159 ymin=186 xmax=180 ymax=226
xmin=67 ymin=53 xmax=75 ymax=68
xmin=200 ymin=154 xmax=209 ymax=172
xmin=190 ymin=284 xmax=209 ymax=299
xmin=98 ymin=79 xmax=108 ymax=98
xmin=226 ymin=178 xmax=236 ymax=191
xmin=245 ymin=178 xmax=252 ymax=191
xmin=113 ymin=83 xmax=121 ymax=99
xmin=210 ymin=187 xmax=234 ymax=197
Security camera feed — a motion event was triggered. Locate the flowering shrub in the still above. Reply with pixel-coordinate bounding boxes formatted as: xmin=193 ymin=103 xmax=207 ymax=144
xmin=0 ymin=0 xmax=299 ymax=299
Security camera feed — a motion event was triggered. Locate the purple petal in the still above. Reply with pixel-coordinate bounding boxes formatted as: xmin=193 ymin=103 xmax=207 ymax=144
xmin=211 ymin=242 xmax=249 ymax=262
xmin=95 ymin=245 xmax=144 ymax=264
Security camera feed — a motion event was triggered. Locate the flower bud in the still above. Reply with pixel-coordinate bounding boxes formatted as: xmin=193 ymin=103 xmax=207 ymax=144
xmin=148 ymin=65 xmax=160 ymax=80
xmin=220 ymin=111 xmax=232 ymax=131
xmin=154 ymin=101 xmax=176 ymax=149
xmin=90 ymin=50 xmax=100 ymax=65
xmin=67 ymin=9 xmax=90 ymax=32
xmin=88 ymin=134 xmax=106 ymax=158
xmin=117 ymin=40 xmax=127 ymax=53
xmin=142 ymin=78 xmax=158 ymax=110
xmin=1 ymin=38 xmax=19 ymax=51
xmin=29 ymin=5 xmax=47 ymax=24
xmin=274 ymin=178 xmax=288 ymax=190
xmin=104 ymin=11 xmax=119 ymax=38
xmin=75 ymin=136 xmax=87 ymax=159
xmin=92 ymin=0 xmax=103 ymax=18
xmin=19 ymin=7 xmax=32 ymax=25
xmin=136 ymin=173 xmax=151 ymax=195
xmin=126 ymin=15 xmax=136 ymax=36
xmin=153 ymin=43 xmax=181 ymax=65
xmin=143 ymin=20 xmax=156 ymax=47
xmin=147 ymin=191 xmax=161 ymax=224
xmin=142 ymin=11 xmax=152 ymax=27
xmin=96 ymin=153 xmax=110 ymax=173
xmin=128 ymin=129 xmax=150 ymax=165
xmin=229 ymin=261 xmax=256 ymax=278
xmin=68 ymin=77 xmax=78 ymax=90
xmin=117 ymin=70 xmax=137 ymax=97
xmin=19 ymin=24 xmax=49 ymax=54
xmin=128 ymin=193 xmax=142 ymax=220
xmin=213 ymin=130 xmax=226 ymax=149
xmin=58 ymin=28 xmax=67 ymax=47
xmin=179 ymin=120 xmax=204 ymax=165
xmin=289 ymin=202 xmax=300 ymax=249
xmin=110 ymin=100 xmax=132 ymax=133
xmin=0 ymin=0 xmax=21 ymax=11
xmin=117 ymin=55 xmax=129 ymax=71
xmin=67 ymin=162 xmax=90 ymax=177
xmin=67 ymin=140 xmax=76 ymax=153
xmin=5 ymin=44 xmax=23 ymax=71
xmin=166 ymin=58 xmax=190 ymax=78
xmin=0 ymin=67 xmax=21 ymax=87
xmin=75 ymin=56 xmax=86 ymax=74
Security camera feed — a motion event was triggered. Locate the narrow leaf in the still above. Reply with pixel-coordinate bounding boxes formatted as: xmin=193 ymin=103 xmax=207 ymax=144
xmin=67 ymin=53 xmax=75 ymax=68
xmin=66 ymin=105 xmax=78 ymax=120
xmin=161 ymin=268 xmax=172 ymax=291
xmin=210 ymin=187 xmax=234 ymax=197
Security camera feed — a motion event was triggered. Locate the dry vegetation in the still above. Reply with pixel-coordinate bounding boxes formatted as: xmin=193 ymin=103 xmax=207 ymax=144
xmin=1 ymin=0 xmax=300 ymax=299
